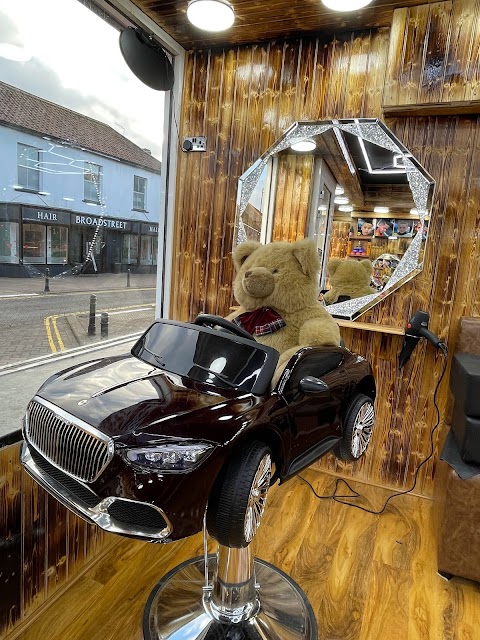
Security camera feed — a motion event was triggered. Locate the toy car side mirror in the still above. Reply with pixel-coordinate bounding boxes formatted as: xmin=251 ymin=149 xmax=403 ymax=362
xmin=298 ymin=376 xmax=330 ymax=395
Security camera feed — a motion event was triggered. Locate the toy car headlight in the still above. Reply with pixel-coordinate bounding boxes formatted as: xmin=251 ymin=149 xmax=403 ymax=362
xmin=125 ymin=442 xmax=214 ymax=471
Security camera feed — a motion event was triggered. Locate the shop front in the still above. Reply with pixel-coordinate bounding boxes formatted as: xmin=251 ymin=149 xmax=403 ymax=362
xmin=0 ymin=204 xmax=21 ymax=276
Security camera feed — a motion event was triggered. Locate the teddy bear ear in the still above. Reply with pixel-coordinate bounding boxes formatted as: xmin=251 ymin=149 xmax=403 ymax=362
xmin=327 ymin=258 xmax=342 ymax=276
xmin=232 ymin=241 xmax=261 ymax=270
xmin=360 ymin=259 xmax=373 ymax=274
xmin=291 ymin=238 xmax=320 ymax=279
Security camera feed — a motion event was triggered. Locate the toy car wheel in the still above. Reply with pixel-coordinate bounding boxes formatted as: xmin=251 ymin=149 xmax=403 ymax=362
xmin=335 ymin=393 xmax=375 ymax=461
xmin=207 ymin=441 xmax=272 ymax=548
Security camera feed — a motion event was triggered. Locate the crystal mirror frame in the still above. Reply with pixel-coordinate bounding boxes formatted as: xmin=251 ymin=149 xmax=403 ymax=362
xmin=235 ymin=118 xmax=435 ymax=320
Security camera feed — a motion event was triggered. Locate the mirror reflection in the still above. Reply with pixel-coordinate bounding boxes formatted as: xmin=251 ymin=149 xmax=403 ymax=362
xmin=235 ymin=119 xmax=435 ymax=320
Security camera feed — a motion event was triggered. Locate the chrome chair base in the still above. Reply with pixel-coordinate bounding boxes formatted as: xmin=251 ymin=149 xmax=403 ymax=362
xmin=143 ymin=549 xmax=317 ymax=639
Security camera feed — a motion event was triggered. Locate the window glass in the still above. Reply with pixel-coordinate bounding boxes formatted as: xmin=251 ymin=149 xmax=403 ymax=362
xmin=84 ymin=163 xmax=102 ymax=202
xmin=0 ymin=222 xmax=19 ymax=263
xmin=133 ymin=176 xmax=147 ymax=210
xmin=17 ymin=144 xmax=40 ymax=191
xmin=0 ymin=0 xmax=167 ymax=402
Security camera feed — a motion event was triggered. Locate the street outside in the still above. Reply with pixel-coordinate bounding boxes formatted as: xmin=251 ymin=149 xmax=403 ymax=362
xmin=0 ymin=272 xmax=158 ymax=368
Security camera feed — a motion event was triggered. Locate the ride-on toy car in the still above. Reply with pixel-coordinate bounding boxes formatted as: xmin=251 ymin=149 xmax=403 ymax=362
xmin=21 ymin=314 xmax=375 ymax=548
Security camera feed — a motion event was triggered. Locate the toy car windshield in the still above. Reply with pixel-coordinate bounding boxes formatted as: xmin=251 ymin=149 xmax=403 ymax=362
xmin=131 ymin=319 xmax=279 ymax=395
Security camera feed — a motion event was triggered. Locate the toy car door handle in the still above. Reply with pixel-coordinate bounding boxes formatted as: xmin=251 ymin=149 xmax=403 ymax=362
xmin=298 ymin=376 xmax=330 ymax=395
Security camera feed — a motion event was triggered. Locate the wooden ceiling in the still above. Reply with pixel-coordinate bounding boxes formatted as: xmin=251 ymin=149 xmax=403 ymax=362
xmin=131 ymin=0 xmax=438 ymax=49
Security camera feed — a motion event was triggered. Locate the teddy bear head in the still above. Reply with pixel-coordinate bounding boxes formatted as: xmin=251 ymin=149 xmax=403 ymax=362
xmin=327 ymin=258 xmax=373 ymax=299
xmin=232 ymin=239 xmax=320 ymax=313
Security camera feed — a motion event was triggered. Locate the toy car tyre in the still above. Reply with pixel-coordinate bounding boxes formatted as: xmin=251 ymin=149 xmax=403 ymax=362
xmin=207 ymin=441 xmax=272 ymax=548
xmin=334 ymin=393 xmax=375 ymax=461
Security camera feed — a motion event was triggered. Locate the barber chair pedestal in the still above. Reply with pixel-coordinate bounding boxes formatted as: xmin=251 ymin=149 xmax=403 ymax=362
xmin=143 ymin=542 xmax=317 ymax=639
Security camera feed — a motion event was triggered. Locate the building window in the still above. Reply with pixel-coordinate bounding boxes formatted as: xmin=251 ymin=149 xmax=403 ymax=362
xmin=133 ymin=176 xmax=147 ymax=210
xmin=0 ymin=222 xmax=20 ymax=263
xmin=122 ymin=234 xmax=138 ymax=264
xmin=17 ymin=143 xmax=41 ymax=191
xmin=84 ymin=162 xmax=102 ymax=202
xmin=23 ymin=224 xmax=46 ymax=263
xmin=48 ymin=226 xmax=68 ymax=264
xmin=140 ymin=235 xmax=157 ymax=265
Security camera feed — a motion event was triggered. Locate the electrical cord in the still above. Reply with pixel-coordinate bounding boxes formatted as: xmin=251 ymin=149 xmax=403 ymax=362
xmin=298 ymin=344 xmax=449 ymax=515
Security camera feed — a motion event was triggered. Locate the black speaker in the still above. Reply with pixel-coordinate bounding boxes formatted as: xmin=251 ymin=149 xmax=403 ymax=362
xmin=119 ymin=27 xmax=174 ymax=91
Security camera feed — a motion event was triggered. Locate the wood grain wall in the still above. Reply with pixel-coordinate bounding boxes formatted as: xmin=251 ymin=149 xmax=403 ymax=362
xmin=384 ymin=0 xmax=480 ymax=110
xmin=171 ymin=2 xmax=480 ymax=497
xmin=0 ymin=440 xmax=115 ymax=640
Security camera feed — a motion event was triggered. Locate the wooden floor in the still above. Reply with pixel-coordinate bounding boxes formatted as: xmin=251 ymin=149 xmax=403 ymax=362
xmin=14 ymin=468 xmax=480 ymax=640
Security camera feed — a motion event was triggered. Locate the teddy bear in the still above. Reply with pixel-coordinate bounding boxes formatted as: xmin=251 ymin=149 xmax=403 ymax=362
xmin=323 ymin=258 xmax=374 ymax=305
xmin=227 ymin=238 xmax=341 ymax=384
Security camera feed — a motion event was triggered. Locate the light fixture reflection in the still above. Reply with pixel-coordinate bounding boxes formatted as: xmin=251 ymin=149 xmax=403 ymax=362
xmin=335 ymin=185 xmax=344 ymax=195
xmin=338 ymin=205 xmax=353 ymax=212
xmin=0 ymin=43 xmax=32 ymax=62
xmin=374 ymin=206 xmax=389 ymax=214
xmin=334 ymin=196 xmax=349 ymax=205
xmin=290 ymin=138 xmax=316 ymax=152
xmin=187 ymin=0 xmax=235 ymax=31
xmin=321 ymin=0 xmax=373 ymax=11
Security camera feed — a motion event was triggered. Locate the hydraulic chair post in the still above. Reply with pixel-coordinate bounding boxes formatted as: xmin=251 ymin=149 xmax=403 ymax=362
xmin=143 ymin=538 xmax=317 ymax=639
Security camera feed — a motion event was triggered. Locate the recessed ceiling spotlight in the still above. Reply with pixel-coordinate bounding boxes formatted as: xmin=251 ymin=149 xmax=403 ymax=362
xmin=290 ymin=138 xmax=316 ymax=152
xmin=321 ymin=0 xmax=373 ymax=11
xmin=334 ymin=196 xmax=349 ymax=205
xmin=374 ymin=206 xmax=389 ymax=214
xmin=335 ymin=185 xmax=345 ymax=195
xmin=410 ymin=208 xmax=418 ymax=215
xmin=339 ymin=205 xmax=353 ymax=212
xmin=187 ymin=0 xmax=235 ymax=31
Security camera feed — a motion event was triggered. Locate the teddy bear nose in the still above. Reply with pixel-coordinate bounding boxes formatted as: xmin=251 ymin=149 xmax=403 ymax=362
xmin=244 ymin=270 xmax=252 ymax=277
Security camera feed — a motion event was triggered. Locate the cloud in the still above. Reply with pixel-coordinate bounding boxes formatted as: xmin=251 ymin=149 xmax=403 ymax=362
xmin=0 ymin=3 xmax=164 ymax=159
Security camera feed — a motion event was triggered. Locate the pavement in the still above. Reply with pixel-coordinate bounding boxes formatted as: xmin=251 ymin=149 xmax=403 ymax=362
xmin=0 ymin=272 xmax=159 ymax=439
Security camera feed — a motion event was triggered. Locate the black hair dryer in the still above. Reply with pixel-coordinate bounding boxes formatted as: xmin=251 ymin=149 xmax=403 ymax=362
xmin=398 ymin=311 xmax=447 ymax=368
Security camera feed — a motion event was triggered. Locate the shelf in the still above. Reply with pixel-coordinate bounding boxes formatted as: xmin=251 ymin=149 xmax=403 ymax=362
xmin=337 ymin=319 xmax=404 ymax=335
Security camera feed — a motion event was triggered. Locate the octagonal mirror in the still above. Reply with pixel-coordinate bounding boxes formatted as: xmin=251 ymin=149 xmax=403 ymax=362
xmin=235 ymin=119 xmax=435 ymax=320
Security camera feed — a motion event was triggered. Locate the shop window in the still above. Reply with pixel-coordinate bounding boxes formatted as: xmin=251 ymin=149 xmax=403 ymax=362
xmin=0 ymin=222 xmax=19 ymax=263
xmin=140 ymin=235 xmax=156 ymax=265
xmin=122 ymin=234 xmax=138 ymax=264
xmin=48 ymin=226 xmax=68 ymax=264
xmin=133 ymin=176 xmax=147 ymax=210
xmin=17 ymin=143 xmax=40 ymax=191
xmin=23 ymin=224 xmax=46 ymax=263
xmin=84 ymin=162 xmax=102 ymax=202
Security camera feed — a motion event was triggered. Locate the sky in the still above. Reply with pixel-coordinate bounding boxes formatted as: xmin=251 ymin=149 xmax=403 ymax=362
xmin=0 ymin=0 xmax=165 ymax=159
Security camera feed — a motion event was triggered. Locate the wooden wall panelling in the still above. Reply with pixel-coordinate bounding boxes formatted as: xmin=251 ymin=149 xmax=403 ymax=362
xmin=444 ymin=0 xmax=480 ymax=103
xmin=385 ymin=1 xmax=480 ymax=109
xmin=0 ymin=441 xmax=115 ymax=640
xmin=0 ymin=442 xmax=23 ymax=636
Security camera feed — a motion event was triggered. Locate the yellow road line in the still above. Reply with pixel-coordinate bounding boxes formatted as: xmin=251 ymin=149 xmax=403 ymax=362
xmin=44 ymin=316 xmax=57 ymax=353
xmin=52 ymin=315 xmax=65 ymax=351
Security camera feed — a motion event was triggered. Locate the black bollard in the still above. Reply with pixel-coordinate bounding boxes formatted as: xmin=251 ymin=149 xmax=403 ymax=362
xmin=44 ymin=268 xmax=50 ymax=293
xmin=126 ymin=268 xmax=131 ymax=288
xmin=88 ymin=294 xmax=97 ymax=336
xmin=100 ymin=312 xmax=109 ymax=339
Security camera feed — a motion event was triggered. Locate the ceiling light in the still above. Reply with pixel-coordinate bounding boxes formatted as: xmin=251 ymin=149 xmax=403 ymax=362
xmin=290 ymin=139 xmax=316 ymax=152
xmin=321 ymin=0 xmax=373 ymax=11
xmin=410 ymin=208 xmax=418 ymax=215
xmin=335 ymin=185 xmax=344 ymax=195
xmin=339 ymin=205 xmax=353 ymax=212
xmin=334 ymin=196 xmax=349 ymax=205
xmin=187 ymin=0 xmax=235 ymax=32
xmin=374 ymin=206 xmax=389 ymax=214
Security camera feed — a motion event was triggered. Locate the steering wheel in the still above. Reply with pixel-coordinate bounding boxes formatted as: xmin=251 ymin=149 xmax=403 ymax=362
xmin=193 ymin=314 xmax=256 ymax=342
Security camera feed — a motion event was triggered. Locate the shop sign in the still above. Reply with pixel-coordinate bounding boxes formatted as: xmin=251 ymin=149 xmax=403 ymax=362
xmin=141 ymin=223 xmax=159 ymax=235
xmin=72 ymin=214 xmax=132 ymax=232
xmin=22 ymin=207 xmax=70 ymax=225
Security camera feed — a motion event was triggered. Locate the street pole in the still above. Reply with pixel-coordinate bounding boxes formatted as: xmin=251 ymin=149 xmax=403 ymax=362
xmin=127 ymin=268 xmax=131 ymax=288
xmin=100 ymin=312 xmax=109 ymax=339
xmin=88 ymin=294 xmax=97 ymax=336
xmin=44 ymin=268 xmax=50 ymax=293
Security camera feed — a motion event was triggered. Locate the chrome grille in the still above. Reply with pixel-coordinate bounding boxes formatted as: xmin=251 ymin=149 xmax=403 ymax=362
xmin=25 ymin=397 xmax=113 ymax=483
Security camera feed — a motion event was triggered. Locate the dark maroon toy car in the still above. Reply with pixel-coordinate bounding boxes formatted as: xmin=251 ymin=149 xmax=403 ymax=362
xmin=21 ymin=315 xmax=375 ymax=547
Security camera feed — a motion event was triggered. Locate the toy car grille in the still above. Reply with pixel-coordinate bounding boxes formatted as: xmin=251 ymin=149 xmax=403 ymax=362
xmin=25 ymin=398 xmax=113 ymax=483
xmin=106 ymin=501 xmax=167 ymax=532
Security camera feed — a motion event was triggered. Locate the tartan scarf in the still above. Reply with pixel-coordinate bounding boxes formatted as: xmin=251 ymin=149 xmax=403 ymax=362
xmin=232 ymin=307 xmax=286 ymax=337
